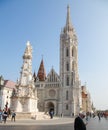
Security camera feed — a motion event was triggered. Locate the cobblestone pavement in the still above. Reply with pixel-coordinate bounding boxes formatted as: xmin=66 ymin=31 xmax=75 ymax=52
xmin=0 ymin=116 xmax=108 ymax=130
xmin=87 ymin=116 xmax=108 ymax=130
xmin=0 ymin=117 xmax=74 ymax=126
xmin=0 ymin=117 xmax=74 ymax=130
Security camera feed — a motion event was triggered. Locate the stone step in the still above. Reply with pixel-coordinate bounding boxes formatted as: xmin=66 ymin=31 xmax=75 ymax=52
xmin=14 ymin=112 xmax=50 ymax=120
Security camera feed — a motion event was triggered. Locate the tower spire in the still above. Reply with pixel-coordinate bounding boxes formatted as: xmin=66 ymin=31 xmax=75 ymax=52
xmin=63 ymin=5 xmax=75 ymax=35
xmin=66 ymin=5 xmax=72 ymax=31
xmin=37 ymin=59 xmax=46 ymax=81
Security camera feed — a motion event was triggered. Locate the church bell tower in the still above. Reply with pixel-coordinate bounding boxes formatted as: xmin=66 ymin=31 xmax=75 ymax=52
xmin=60 ymin=5 xmax=81 ymax=116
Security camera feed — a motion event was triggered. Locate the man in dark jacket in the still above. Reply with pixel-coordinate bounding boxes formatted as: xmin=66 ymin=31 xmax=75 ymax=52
xmin=3 ymin=110 xmax=8 ymax=123
xmin=74 ymin=114 xmax=86 ymax=130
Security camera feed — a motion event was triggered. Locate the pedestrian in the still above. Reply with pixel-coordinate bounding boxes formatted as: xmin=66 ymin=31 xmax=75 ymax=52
xmin=97 ymin=112 xmax=101 ymax=120
xmin=85 ymin=114 xmax=88 ymax=124
xmin=61 ymin=113 xmax=63 ymax=117
xmin=11 ymin=110 xmax=16 ymax=122
xmin=3 ymin=109 xmax=8 ymax=123
xmin=49 ymin=110 xmax=54 ymax=119
xmin=0 ymin=109 xmax=3 ymax=123
xmin=74 ymin=113 xmax=86 ymax=130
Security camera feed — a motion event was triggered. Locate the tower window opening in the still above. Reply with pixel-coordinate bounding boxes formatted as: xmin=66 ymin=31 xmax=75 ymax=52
xmin=71 ymin=72 xmax=74 ymax=86
xmin=66 ymin=48 xmax=69 ymax=57
xmin=66 ymin=62 xmax=69 ymax=71
xmin=66 ymin=104 xmax=68 ymax=110
xmin=66 ymin=91 xmax=68 ymax=100
xmin=66 ymin=76 xmax=69 ymax=86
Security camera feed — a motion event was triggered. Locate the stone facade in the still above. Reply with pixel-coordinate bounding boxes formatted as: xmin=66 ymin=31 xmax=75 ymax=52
xmin=34 ymin=5 xmax=82 ymax=116
xmin=36 ymin=68 xmax=61 ymax=115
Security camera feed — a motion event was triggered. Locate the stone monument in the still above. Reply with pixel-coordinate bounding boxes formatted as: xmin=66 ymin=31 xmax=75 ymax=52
xmin=10 ymin=41 xmax=38 ymax=118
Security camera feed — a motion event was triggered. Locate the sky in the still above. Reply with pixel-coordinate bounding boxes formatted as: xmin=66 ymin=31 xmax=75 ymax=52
xmin=0 ymin=0 xmax=108 ymax=110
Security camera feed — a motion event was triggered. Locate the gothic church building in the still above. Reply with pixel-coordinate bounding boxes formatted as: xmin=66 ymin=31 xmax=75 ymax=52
xmin=34 ymin=5 xmax=81 ymax=116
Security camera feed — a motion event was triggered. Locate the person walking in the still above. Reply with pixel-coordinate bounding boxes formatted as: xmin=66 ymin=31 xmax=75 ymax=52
xmin=3 ymin=109 xmax=8 ymax=123
xmin=74 ymin=114 xmax=86 ymax=130
xmin=11 ymin=110 xmax=16 ymax=122
xmin=0 ymin=109 xmax=3 ymax=123
xmin=97 ymin=112 xmax=101 ymax=120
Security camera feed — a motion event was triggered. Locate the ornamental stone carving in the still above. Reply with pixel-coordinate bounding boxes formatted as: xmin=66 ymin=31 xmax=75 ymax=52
xmin=49 ymin=89 xmax=56 ymax=97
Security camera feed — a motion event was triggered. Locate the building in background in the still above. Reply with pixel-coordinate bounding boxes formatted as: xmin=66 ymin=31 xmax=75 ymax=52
xmin=0 ymin=75 xmax=15 ymax=110
xmin=81 ymin=85 xmax=93 ymax=113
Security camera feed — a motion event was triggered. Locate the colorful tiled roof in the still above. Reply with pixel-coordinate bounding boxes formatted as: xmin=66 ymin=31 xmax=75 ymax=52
xmin=37 ymin=59 xmax=46 ymax=81
xmin=4 ymin=80 xmax=16 ymax=89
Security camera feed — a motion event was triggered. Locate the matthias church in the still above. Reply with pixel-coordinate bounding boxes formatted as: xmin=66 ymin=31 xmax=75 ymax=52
xmin=34 ymin=5 xmax=81 ymax=116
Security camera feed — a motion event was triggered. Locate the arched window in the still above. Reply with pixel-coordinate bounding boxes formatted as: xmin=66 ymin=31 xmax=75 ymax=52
xmin=66 ymin=91 xmax=68 ymax=100
xmin=71 ymin=72 xmax=74 ymax=86
xmin=66 ymin=104 xmax=68 ymax=110
xmin=66 ymin=48 xmax=69 ymax=57
xmin=72 ymin=48 xmax=74 ymax=57
xmin=66 ymin=62 xmax=69 ymax=71
xmin=72 ymin=46 xmax=77 ymax=58
xmin=66 ymin=76 xmax=69 ymax=86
